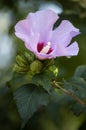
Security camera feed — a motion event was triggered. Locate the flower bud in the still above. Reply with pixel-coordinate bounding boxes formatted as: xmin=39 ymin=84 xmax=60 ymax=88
xmin=49 ymin=65 xmax=58 ymax=77
xmin=13 ymin=64 xmax=28 ymax=74
xmin=24 ymin=52 xmax=34 ymax=63
xmin=16 ymin=55 xmax=27 ymax=67
xmin=13 ymin=55 xmax=29 ymax=74
xmin=30 ymin=60 xmax=43 ymax=74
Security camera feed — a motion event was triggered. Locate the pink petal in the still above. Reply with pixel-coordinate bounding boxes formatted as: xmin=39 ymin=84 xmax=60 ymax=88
xmin=35 ymin=51 xmax=54 ymax=60
xmin=15 ymin=20 xmax=32 ymax=42
xmin=26 ymin=9 xmax=59 ymax=42
xmin=25 ymin=33 xmax=39 ymax=53
xmin=51 ymin=20 xmax=80 ymax=47
xmin=15 ymin=19 xmax=40 ymax=53
xmin=53 ymin=41 xmax=79 ymax=57
xmin=65 ymin=41 xmax=79 ymax=56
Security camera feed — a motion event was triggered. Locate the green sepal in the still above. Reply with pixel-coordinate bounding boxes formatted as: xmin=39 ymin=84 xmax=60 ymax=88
xmin=30 ymin=60 xmax=43 ymax=74
xmin=16 ymin=55 xmax=28 ymax=67
xmin=24 ymin=52 xmax=35 ymax=63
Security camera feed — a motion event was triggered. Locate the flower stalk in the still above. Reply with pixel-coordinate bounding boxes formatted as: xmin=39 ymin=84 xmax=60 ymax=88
xmin=53 ymin=80 xmax=86 ymax=106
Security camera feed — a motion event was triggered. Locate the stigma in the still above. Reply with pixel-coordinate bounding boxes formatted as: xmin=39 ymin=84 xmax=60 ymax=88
xmin=37 ymin=42 xmax=52 ymax=55
xmin=40 ymin=42 xmax=51 ymax=54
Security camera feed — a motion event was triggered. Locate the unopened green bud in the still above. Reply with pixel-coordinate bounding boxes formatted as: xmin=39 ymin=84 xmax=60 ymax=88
xmin=24 ymin=52 xmax=34 ymax=63
xmin=13 ymin=55 xmax=30 ymax=74
xmin=13 ymin=64 xmax=28 ymax=74
xmin=49 ymin=65 xmax=58 ymax=77
xmin=30 ymin=60 xmax=43 ymax=74
xmin=16 ymin=55 xmax=27 ymax=67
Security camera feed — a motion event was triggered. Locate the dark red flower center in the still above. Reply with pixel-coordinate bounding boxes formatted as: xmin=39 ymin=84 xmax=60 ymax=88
xmin=37 ymin=42 xmax=53 ymax=54
xmin=37 ymin=42 xmax=44 ymax=52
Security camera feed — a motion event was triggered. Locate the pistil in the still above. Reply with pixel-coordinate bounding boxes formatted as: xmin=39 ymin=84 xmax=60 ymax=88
xmin=40 ymin=42 xmax=51 ymax=54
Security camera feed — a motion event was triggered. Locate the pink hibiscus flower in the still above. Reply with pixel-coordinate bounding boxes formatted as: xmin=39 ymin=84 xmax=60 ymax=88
xmin=15 ymin=9 xmax=80 ymax=60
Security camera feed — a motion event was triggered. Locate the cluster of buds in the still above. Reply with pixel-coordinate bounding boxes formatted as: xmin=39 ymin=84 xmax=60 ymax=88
xmin=13 ymin=51 xmax=56 ymax=76
xmin=13 ymin=52 xmax=44 ymax=75
xmin=13 ymin=52 xmax=34 ymax=74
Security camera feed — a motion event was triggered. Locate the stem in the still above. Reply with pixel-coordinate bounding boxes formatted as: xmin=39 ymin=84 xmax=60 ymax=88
xmin=53 ymin=81 xmax=86 ymax=106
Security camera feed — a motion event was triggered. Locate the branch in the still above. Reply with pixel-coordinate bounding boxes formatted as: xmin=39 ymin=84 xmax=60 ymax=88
xmin=53 ymin=81 xmax=86 ymax=106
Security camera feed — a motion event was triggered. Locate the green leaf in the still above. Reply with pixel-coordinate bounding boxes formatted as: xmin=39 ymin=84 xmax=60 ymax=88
xmin=63 ymin=77 xmax=86 ymax=99
xmin=32 ymin=73 xmax=52 ymax=93
xmin=74 ymin=65 xmax=86 ymax=80
xmin=14 ymin=84 xmax=49 ymax=125
xmin=8 ymin=72 xmax=32 ymax=91
xmin=63 ymin=77 xmax=86 ymax=115
xmin=61 ymin=65 xmax=86 ymax=115
xmin=70 ymin=102 xmax=86 ymax=116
